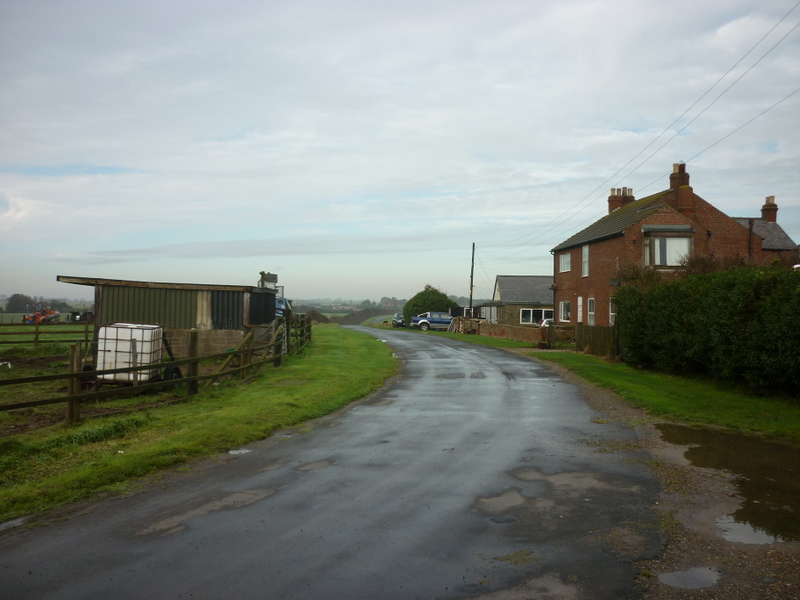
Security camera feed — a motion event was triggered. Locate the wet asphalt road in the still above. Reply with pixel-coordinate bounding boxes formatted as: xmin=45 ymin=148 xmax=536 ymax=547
xmin=0 ymin=326 xmax=662 ymax=599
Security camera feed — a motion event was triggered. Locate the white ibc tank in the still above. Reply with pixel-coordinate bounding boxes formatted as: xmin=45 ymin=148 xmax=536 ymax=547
xmin=97 ymin=323 xmax=163 ymax=383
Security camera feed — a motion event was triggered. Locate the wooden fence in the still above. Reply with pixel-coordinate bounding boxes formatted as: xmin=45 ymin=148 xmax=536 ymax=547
xmin=574 ymin=324 xmax=619 ymax=357
xmin=0 ymin=321 xmax=93 ymax=348
xmin=0 ymin=315 xmax=313 ymax=423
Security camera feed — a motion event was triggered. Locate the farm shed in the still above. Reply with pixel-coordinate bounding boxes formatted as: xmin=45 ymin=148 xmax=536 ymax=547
xmin=56 ymin=275 xmax=277 ymax=358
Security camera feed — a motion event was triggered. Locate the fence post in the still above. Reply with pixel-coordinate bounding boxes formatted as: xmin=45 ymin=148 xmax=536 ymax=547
xmin=66 ymin=343 xmax=81 ymax=423
xmin=187 ymin=329 xmax=199 ymax=396
xmin=274 ymin=326 xmax=284 ymax=368
xmin=34 ymin=321 xmax=41 ymax=350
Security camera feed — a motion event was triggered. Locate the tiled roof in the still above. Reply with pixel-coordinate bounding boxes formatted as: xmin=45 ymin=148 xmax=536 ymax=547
xmin=732 ymin=218 xmax=798 ymax=251
xmin=493 ymin=275 xmax=553 ymax=304
xmin=551 ymin=190 xmax=671 ymax=253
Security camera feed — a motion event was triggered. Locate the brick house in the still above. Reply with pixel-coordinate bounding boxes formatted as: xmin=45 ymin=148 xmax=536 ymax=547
xmin=550 ymin=163 xmax=798 ymax=327
xmin=481 ymin=275 xmax=554 ymax=325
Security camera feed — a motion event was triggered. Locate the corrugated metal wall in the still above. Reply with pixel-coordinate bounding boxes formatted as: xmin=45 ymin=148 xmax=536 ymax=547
xmin=249 ymin=289 xmax=275 ymax=325
xmin=211 ymin=290 xmax=244 ymax=330
xmin=99 ymin=286 xmax=198 ymax=329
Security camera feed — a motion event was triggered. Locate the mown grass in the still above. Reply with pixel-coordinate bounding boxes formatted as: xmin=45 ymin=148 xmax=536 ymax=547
xmin=0 ymin=324 xmax=396 ymax=522
xmin=528 ymin=351 xmax=800 ymax=444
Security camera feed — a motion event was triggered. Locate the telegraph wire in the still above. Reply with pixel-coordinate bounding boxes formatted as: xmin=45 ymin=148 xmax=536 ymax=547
xmin=482 ymin=3 xmax=800 ymax=265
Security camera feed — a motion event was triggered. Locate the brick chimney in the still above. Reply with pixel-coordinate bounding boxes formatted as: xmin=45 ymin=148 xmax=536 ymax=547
xmin=608 ymin=187 xmax=635 ymax=213
xmin=761 ymin=195 xmax=778 ymax=223
xmin=670 ymin=163 xmax=695 ymax=218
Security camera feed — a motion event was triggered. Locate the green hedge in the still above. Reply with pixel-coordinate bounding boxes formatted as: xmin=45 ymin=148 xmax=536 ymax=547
xmin=614 ymin=267 xmax=800 ymax=392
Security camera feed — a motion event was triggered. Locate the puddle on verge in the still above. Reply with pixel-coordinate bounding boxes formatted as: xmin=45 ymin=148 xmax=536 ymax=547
xmin=656 ymin=424 xmax=799 ymax=543
xmin=658 ymin=567 xmax=719 ymax=590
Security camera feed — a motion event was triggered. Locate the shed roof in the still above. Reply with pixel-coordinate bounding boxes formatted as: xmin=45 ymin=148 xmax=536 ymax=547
xmin=551 ymin=190 xmax=671 ymax=253
xmin=57 ymin=275 xmax=272 ymax=293
xmin=492 ymin=275 xmax=553 ymax=304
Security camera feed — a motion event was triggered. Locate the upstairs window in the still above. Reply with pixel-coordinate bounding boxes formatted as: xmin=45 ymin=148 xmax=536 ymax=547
xmin=559 ymin=253 xmax=571 ymax=272
xmin=645 ymin=236 xmax=691 ymax=266
xmin=642 ymin=225 xmax=693 ymax=267
xmin=581 ymin=245 xmax=589 ymax=277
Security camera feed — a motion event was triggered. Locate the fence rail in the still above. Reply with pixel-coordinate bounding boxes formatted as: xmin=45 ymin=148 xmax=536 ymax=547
xmin=0 ymin=315 xmax=313 ymax=423
xmin=0 ymin=322 xmax=93 ymax=347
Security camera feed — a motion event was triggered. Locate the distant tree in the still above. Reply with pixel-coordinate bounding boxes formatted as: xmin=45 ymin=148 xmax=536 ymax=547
xmin=5 ymin=294 xmax=35 ymax=313
xmin=47 ymin=299 xmax=74 ymax=312
xmin=403 ymin=285 xmax=459 ymax=324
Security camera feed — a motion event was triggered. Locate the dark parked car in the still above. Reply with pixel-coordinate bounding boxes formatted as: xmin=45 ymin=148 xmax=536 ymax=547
xmin=392 ymin=313 xmax=405 ymax=327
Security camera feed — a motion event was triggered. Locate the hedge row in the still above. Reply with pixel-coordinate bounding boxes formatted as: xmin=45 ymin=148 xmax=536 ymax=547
xmin=614 ymin=267 xmax=800 ymax=393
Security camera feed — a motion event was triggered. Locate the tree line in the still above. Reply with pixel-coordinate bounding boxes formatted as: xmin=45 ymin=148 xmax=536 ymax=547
xmin=1 ymin=294 xmax=85 ymax=314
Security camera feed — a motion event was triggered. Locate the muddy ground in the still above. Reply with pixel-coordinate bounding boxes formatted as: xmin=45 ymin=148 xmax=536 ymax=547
xmin=528 ymin=355 xmax=800 ymax=600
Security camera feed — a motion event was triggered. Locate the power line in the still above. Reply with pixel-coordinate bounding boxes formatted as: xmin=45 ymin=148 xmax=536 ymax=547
xmin=482 ymin=3 xmax=800 ymax=265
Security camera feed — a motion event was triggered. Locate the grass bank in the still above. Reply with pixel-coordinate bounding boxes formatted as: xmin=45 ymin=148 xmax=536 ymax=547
xmin=528 ymin=351 xmax=800 ymax=444
xmin=0 ymin=324 xmax=396 ymax=523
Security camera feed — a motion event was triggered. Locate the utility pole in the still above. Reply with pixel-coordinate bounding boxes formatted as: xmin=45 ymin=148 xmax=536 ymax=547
xmin=469 ymin=243 xmax=475 ymax=318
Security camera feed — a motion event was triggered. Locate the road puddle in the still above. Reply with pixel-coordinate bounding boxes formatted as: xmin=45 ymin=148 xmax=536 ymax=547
xmin=656 ymin=424 xmax=800 ymax=542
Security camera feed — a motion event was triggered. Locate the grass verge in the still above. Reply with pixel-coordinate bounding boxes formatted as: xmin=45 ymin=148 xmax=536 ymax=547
xmin=528 ymin=351 xmax=800 ymax=444
xmin=0 ymin=324 xmax=396 ymax=523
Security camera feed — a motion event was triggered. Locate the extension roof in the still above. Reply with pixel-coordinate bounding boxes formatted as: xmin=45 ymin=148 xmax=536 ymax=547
xmin=732 ymin=218 xmax=798 ymax=251
xmin=492 ymin=275 xmax=553 ymax=304
xmin=551 ymin=190 xmax=672 ymax=253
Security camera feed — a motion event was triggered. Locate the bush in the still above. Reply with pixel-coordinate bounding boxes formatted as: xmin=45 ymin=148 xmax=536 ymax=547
xmin=615 ymin=266 xmax=800 ymax=393
xmin=403 ymin=284 xmax=459 ymax=325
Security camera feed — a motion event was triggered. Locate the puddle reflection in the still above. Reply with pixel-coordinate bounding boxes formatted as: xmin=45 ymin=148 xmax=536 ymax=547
xmin=656 ymin=424 xmax=799 ymax=543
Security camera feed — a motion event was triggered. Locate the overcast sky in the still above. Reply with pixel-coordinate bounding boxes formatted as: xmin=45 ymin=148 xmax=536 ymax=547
xmin=1 ymin=0 xmax=798 ymax=303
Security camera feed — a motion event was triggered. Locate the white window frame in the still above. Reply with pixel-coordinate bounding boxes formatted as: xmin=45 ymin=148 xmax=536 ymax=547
xmin=577 ymin=296 xmax=583 ymax=323
xmin=559 ymin=301 xmax=571 ymax=322
xmin=559 ymin=253 xmax=571 ymax=272
xmin=609 ymin=300 xmax=617 ymax=326
xmin=522 ymin=308 xmax=555 ymax=324
xmin=587 ymin=297 xmax=595 ymax=326
xmin=581 ymin=245 xmax=589 ymax=277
